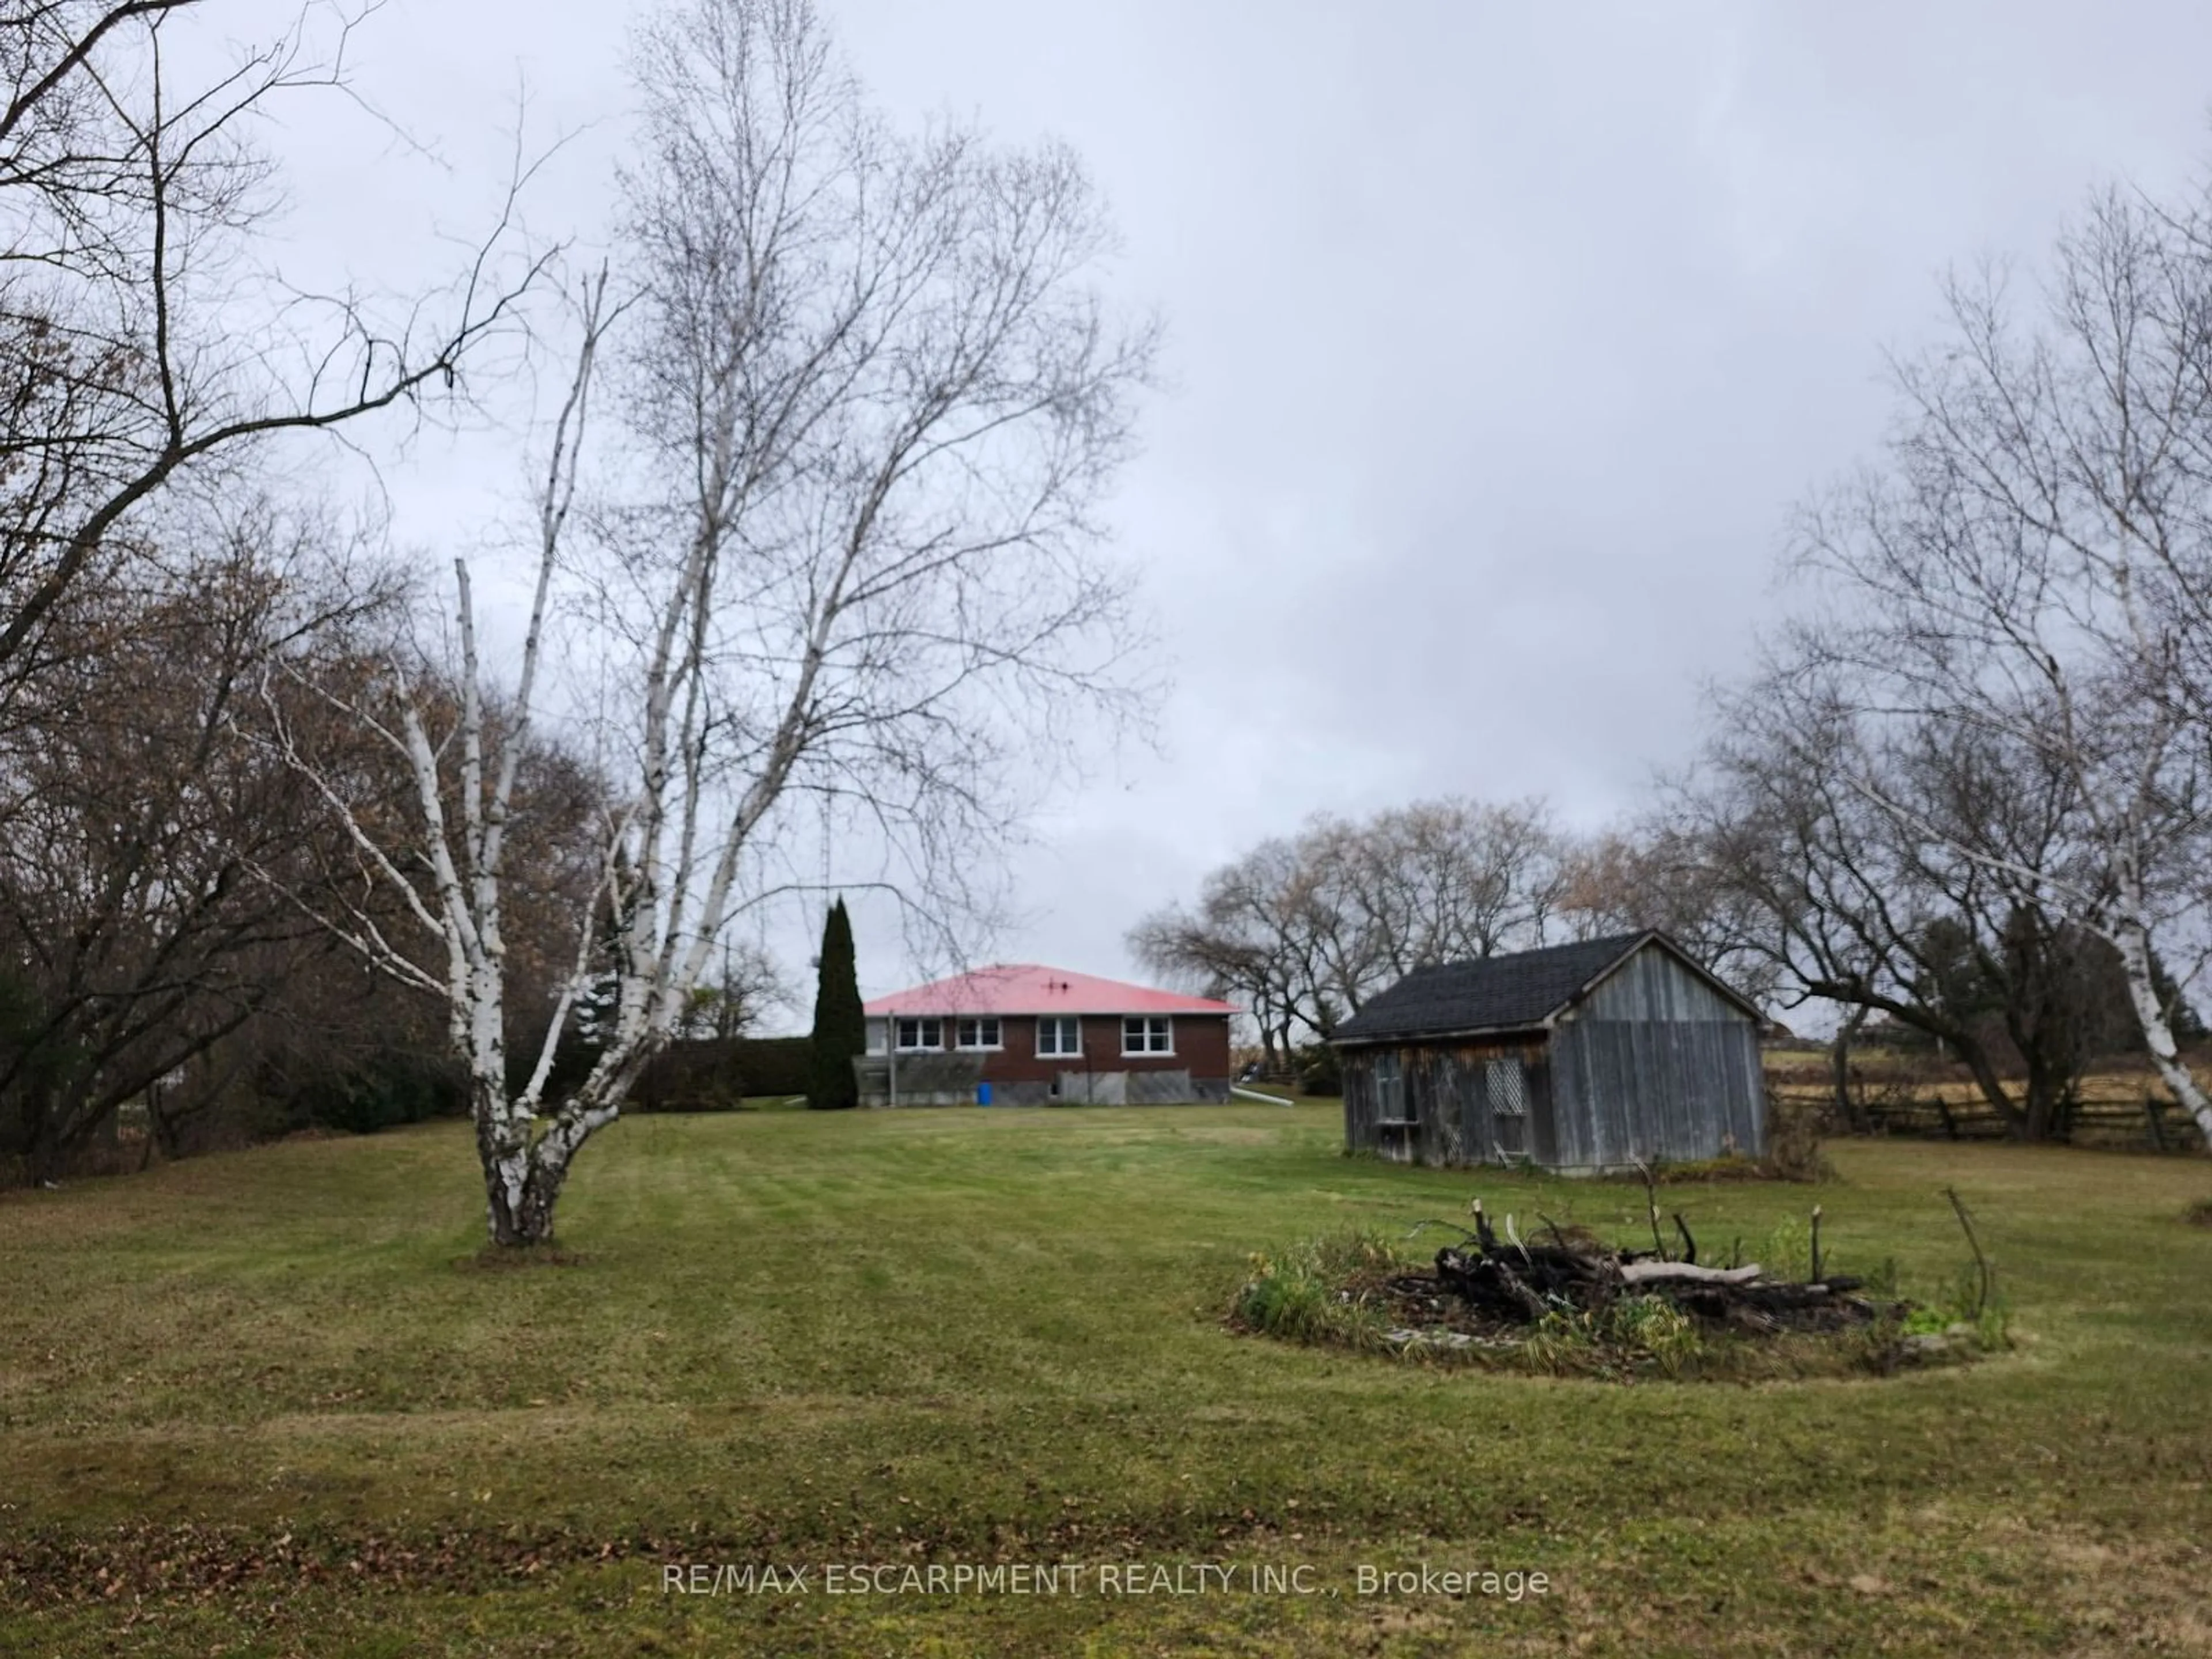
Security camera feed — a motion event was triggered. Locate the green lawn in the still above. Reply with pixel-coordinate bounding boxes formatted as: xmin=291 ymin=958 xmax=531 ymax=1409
xmin=2 ymin=1104 xmax=2209 ymax=1656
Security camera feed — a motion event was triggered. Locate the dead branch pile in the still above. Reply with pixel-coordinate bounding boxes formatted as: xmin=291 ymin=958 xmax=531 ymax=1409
xmin=1391 ymin=1199 xmax=1888 ymax=1336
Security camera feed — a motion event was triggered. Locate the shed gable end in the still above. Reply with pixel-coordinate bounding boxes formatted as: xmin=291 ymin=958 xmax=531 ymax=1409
xmin=1573 ymin=939 xmax=1759 ymax=1026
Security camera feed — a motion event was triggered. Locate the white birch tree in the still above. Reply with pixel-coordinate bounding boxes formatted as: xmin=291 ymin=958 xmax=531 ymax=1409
xmin=271 ymin=0 xmax=1156 ymax=1246
xmin=1787 ymin=182 xmax=2212 ymax=1146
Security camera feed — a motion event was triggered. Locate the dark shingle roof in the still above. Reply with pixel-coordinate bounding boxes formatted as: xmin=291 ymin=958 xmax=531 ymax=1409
xmin=1329 ymin=933 xmax=1650 ymax=1043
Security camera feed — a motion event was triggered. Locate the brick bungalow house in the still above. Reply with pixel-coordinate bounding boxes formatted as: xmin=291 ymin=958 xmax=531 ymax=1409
xmin=857 ymin=965 xmax=1236 ymax=1106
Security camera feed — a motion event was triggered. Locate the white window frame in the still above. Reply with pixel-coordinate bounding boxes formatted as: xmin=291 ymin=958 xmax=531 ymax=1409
xmin=954 ymin=1016 xmax=1003 ymax=1051
xmin=1376 ymin=1051 xmax=1408 ymax=1122
xmin=1036 ymin=1016 xmax=1082 ymax=1057
xmin=894 ymin=1017 xmax=944 ymax=1052
xmin=1121 ymin=1015 xmax=1173 ymax=1056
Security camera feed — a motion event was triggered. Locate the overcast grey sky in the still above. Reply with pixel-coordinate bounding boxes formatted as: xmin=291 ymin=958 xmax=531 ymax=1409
xmin=247 ymin=0 xmax=2212 ymax=1010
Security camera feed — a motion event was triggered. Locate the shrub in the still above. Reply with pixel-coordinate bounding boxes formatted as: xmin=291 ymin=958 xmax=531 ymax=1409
xmin=1294 ymin=1043 xmax=1342 ymax=1097
xmin=1762 ymin=1090 xmax=1835 ymax=1181
xmin=1655 ymin=1153 xmax=1782 ymax=1183
xmin=1522 ymin=1296 xmax=1706 ymax=1379
xmin=295 ymin=1053 xmax=465 ymax=1136
xmin=1891 ymin=1259 xmax=2010 ymax=1353
xmin=623 ymin=1036 xmax=815 ymax=1111
xmin=628 ymin=1042 xmax=747 ymax=1113
xmin=1758 ymin=1215 xmax=1814 ymax=1283
xmin=1605 ymin=1295 xmax=1706 ymax=1377
xmin=727 ymin=1035 xmax=813 ymax=1099
xmin=725 ymin=1039 xmax=814 ymax=1106
xmin=1229 ymin=1230 xmax=1406 ymax=1350
xmin=1931 ymin=1262 xmax=2012 ymax=1352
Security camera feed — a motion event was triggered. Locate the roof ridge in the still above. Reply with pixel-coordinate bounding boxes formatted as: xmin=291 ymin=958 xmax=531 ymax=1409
xmin=1423 ymin=931 xmax=1647 ymax=971
xmin=1329 ymin=932 xmax=1691 ymax=1044
xmin=862 ymin=960 xmax=1239 ymax=1017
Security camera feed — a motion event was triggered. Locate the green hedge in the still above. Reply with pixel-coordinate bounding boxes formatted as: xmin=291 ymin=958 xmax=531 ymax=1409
xmin=294 ymin=1052 xmax=467 ymax=1135
xmin=627 ymin=1035 xmax=816 ymax=1112
xmin=1296 ymin=1042 xmax=1343 ymax=1097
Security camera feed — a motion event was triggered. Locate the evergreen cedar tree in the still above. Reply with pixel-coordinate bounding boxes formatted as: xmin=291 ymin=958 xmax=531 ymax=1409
xmin=807 ymin=900 xmax=865 ymax=1109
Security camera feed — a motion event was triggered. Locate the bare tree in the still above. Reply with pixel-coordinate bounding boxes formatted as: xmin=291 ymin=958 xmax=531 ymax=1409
xmin=1556 ymin=823 xmax=1741 ymax=962
xmin=0 ymin=1 xmax=544 ymax=693
xmin=1329 ymin=798 xmax=1567 ymax=976
xmin=1131 ymin=797 xmax=1571 ymax=1065
xmin=1130 ymin=836 xmax=1331 ymax=1070
xmin=674 ymin=940 xmax=790 ymax=1040
xmin=1783 ymin=181 xmax=2212 ymax=1146
xmin=277 ymin=0 xmax=1157 ymax=1247
xmin=0 ymin=507 xmax=395 ymax=1182
xmin=1668 ymin=656 xmax=2116 ymax=1139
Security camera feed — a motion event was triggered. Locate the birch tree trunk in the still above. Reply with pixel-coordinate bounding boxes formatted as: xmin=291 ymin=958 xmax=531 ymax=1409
xmin=2108 ymin=906 xmax=2212 ymax=1145
xmin=268 ymin=0 xmax=1156 ymax=1247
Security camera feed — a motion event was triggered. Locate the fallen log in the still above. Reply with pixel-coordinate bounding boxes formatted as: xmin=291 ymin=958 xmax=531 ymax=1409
xmin=1618 ymin=1260 xmax=1763 ymax=1287
xmin=1488 ymin=1259 xmax=1552 ymax=1323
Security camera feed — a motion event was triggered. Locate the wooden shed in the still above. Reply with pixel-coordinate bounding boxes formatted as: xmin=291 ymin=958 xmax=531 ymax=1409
xmin=1330 ymin=931 xmax=1767 ymax=1172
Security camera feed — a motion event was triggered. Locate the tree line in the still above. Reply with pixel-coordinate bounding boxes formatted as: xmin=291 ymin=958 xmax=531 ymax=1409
xmin=1674 ymin=177 xmax=2212 ymax=1148
xmin=0 ymin=0 xmax=1156 ymax=1240
xmin=1128 ymin=798 xmax=1574 ymax=1071
xmin=1138 ymin=179 xmax=2212 ymax=1150
xmin=12 ymin=2 xmax=2212 ymax=1218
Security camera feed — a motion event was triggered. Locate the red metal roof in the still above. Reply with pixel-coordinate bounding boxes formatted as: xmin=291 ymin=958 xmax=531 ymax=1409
xmin=863 ymin=964 xmax=1237 ymax=1018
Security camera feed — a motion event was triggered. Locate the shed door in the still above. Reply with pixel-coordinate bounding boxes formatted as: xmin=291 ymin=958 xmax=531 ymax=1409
xmin=1456 ymin=1066 xmax=1483 ymax=1161
xmin=1486 ymin=1058 xmax=1528 ymax=1161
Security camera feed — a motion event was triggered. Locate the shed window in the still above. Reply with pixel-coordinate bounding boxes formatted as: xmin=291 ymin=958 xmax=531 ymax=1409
xmin=1487 ymin=1057 xmax=1527 ymax=1158
xmin=1375 ymin=1051 xmax=1408 ymax=1123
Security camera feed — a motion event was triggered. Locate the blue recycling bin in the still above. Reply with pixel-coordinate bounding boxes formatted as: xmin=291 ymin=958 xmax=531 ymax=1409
xmin=977 ymin=1082 xmax=994 ymax=1105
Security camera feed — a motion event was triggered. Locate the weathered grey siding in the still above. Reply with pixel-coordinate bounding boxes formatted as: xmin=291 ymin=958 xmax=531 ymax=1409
xmin=1341 ymin=1037 xmax=1552 ymax=1167
xmin=1550 ymin=945 xmax=1765 ymax=1169
xmin=1579 ymin=945 xmax=1748 ymax=1025
xmin=1343 ymin=1050 xmax=1381 ymax=1152
xmin=1340 ymin=940 xmax=1765 ymax=1171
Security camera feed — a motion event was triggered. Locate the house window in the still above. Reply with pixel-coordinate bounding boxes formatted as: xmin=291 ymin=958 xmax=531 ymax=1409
xmin=1122 ymin=1016 xmax=1172 ymax=1055
xmin=895 ymin=1017 xmax=944 ymax=1051
xmin=1376 ymin=1051 xmax=1407 ymax=1122
xmin=1036 ymin=1016 xmax=1081 ymax=1057
xmin=1487 ymin=1056 xmax=1528 ymax=1158
xmin=955 ymin=1017 xmax=1002 ymax=1051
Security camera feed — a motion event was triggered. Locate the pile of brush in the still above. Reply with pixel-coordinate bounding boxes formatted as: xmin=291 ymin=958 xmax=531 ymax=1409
xmin=1393 ymin=1196 xmax=1887 ymax=1336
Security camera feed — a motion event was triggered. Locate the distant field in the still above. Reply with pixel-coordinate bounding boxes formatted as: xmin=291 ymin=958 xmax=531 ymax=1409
xmin=2 ymin=1104 xmax=2209 ymax=1656
xmin=1762 ymin=1047 xmax=2208 ymax=1152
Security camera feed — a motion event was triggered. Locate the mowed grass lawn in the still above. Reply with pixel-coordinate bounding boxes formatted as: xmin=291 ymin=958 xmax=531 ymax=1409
xmin=2 ymin=1105 xmax=2209 ymax=1657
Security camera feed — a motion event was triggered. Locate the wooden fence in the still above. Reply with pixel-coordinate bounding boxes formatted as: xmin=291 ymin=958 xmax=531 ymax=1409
xmin=1771 ymin=1083 xmax=2205 ymax=1153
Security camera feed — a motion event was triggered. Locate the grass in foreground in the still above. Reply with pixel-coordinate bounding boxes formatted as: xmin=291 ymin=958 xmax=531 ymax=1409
xmin=1 ymin=1105 xmax=2209 ymax=1656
